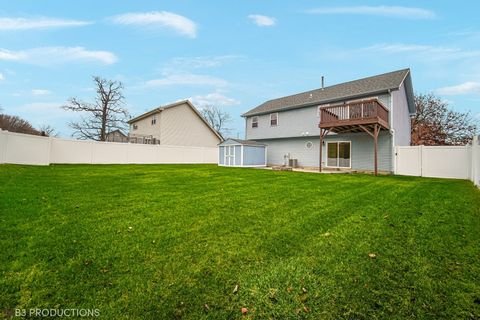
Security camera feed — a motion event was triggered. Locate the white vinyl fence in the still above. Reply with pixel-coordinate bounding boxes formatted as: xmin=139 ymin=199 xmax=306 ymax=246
xmin=0 ymin=130 xmax=218 ymax=165
xmin=395 ymin=136 xmax=480 ymax=187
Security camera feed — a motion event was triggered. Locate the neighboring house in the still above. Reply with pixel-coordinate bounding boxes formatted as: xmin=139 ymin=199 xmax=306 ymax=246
xmin=106 ymin=129 xmax=128 ymax=143
xmin=242 ymin=69 xmax=415 ymax=174
xmin=127 ymin=100 xmax=223 ymax=147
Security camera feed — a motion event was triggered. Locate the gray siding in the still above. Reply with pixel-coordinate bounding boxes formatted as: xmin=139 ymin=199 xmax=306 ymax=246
xmin=325 ymin=132 xmax=392 ymax=171
xmin=245 ymin=93 xmax=392 ymax=140
xmin=392 ymin=82 xmax=411 ymax=146
xmin=246 ymin=106 xmax=319 ymax=140
xmin=235 ymin=146 xmax=241 ymax=165
xmin=258 ymin=132 xmax=392 ymax=172
xmin=243 ymin=146 xmax=266 ymax=165
xmin=219 ymin=146 xmax=225 ymax=165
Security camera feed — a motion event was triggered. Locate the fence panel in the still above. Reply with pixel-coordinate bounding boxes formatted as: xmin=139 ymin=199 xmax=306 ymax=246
xmin=50 ymin=139 xmax=94 ymax=164
xmin=2 ymin=131 xmax=50 ymax=165
xmin=422 ymin=146 xmax=471 ymax=179
xmin=396 ymin=144 xmax=476 ymax=184
xmin=0 ymin=130 xmax=218 ymax=165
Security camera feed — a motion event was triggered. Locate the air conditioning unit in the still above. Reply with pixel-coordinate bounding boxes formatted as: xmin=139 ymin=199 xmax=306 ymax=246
xmin=289 ymin=159 xmax=298 ymax=168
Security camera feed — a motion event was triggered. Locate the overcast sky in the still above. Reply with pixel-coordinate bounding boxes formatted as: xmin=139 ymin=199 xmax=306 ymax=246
xmin=1 ymin=1 xmax=479 ymax=138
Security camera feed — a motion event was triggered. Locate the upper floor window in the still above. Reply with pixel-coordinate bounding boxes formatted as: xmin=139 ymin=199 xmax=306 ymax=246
xmin=270 ymin=113 xmax=278 ymax=126
xmin=151 ymin=115 xmax=157 ymax=125
xmin=252 ymin=116 xmax=258 ymax=128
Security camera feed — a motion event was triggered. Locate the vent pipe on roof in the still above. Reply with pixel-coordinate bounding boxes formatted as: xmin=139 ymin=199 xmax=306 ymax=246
xmin=321 ymin=76 xmax=325 ymax=89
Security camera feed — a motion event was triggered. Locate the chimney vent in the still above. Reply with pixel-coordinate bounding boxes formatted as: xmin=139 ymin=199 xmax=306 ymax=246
xmin=321 ymin=76 xmax=325 ymax=89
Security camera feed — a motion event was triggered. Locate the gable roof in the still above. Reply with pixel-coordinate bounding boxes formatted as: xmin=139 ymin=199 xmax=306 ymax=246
xmin=128 ymin=99 xmax=223 ymax=141
xmin=219 ymin=138 xmax=266 ymax=146
xmin=107 ymin=129 xmax=127 ymax=137
xmin=242 ymin=68 xmax=413 ymax=117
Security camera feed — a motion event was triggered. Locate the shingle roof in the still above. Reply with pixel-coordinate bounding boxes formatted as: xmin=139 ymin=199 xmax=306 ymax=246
xmin=242 ymin=69 xmax=411 ymax=117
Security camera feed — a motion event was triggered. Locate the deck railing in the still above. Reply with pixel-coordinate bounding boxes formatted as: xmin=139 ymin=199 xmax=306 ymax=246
xmin=319 ymin=99 xmax=389 ymax=127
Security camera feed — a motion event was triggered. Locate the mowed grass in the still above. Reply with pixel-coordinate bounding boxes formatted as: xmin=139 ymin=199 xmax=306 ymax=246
xmin=1 ymin=164 xmax=479 ymax=319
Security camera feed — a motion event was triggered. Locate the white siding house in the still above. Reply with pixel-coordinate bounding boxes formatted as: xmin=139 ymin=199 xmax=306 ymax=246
xmin=128 ymin=100 xmax=223 ymax=147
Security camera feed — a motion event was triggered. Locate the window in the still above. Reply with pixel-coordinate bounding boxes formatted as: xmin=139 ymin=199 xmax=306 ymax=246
xmin=270 ymin=113 xmax=278 ymax=126
xmin=132 ymin=124 xmax=138 ymax=130
xmin=151 ymin=115 xmax=157 ymax=125
xmin=252 ymin=116 xmax=258 ymax=128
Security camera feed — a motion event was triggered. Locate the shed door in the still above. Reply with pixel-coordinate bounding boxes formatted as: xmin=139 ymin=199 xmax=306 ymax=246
xmin=225 ymin=146 xmax=235 ymax=166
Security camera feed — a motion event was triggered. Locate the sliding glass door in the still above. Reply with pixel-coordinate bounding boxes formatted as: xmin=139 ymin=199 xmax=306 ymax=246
xmin=327 ymin=142 xmax=351 ymax=168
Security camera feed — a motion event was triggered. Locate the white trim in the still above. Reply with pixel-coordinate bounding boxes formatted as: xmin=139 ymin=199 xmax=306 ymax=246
xmin=264 ymin=146 xmax=268 ymax=166
xmin=240 ymin=145 xmax=244 ymax=166
xmin=325 ymin=140 xmax=352 ymax=169
xmin=390 ymin=92 xmax=396 ymax=174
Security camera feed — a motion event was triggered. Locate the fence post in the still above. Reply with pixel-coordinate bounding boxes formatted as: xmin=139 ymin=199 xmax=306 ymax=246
xmin=0 ymin=130 xmax=7 ymax=164
xmin=47 ymin=136 xmax=53 ymax=165
xmin=472 ymin=136 xmax=479 ymax=187
xmin=419 ymin=145 xmax=424 ymax=177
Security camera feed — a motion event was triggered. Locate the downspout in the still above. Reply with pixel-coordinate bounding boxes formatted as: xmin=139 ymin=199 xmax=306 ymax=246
xmin=244 ymin=116 xmax=248 ymax=140
xmin=389 ymin=89 xmax=396 ymax=174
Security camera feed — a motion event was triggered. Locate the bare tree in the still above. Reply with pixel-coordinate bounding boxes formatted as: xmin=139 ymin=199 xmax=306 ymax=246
xmin=62 ymin=76 xmax=129 ymax=141
xmin=411 ymin=93 xmax=477 ymax=146
xmin=199 ymin=105 xmax=231 ymax=138
xmin=38 ymin=124 xmax=59 ymax=137
xmin=0 ymin=114 xmax=42 ymax=135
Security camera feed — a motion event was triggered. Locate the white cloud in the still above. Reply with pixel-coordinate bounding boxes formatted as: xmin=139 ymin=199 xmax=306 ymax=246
xmin=110 ymin=11 xmax=197 ymax=38
xmin=145 ymin=73 xmax=228 ymax=87
xmin=31 ymin=89 xmax=51 ymax=95
xmin=167 ymin=55 xmax=243 ymax=69
xmin=0 ymin=17 xmax=92 ymax=30
xmin=360 ymin=43 xmax=480 ymax=61
xmin=16 ymin=102 xmax=62 ymax=112
xmin=189 ymin=92 xmax=240 ymax=107
xmin=0 ymin=73 xmax=4 ymax=81
xmin=436 ymin=82 xmax=480 ymax=95
xmin=248 ymin=14 xmax=276 ymax=27
xmin=307 ymin=6 xmax=436 ymax=19
xmin=0 ymin=47 xmax=118 ymax=65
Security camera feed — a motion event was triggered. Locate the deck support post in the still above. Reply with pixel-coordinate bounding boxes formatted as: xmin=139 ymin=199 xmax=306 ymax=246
xmin=319 ymin=128 xmax=330 ymax=172
xmin=359 ymin=124 xmax=380 ymax=176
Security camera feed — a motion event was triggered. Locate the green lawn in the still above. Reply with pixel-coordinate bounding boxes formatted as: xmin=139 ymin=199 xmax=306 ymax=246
xmin=1 ymin=164 xmax=479 ymax=319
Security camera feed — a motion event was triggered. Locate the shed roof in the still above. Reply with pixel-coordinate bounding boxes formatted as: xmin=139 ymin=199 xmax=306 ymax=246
xmin=219 ymin=138 xmax=266 ymax=146
xmin=242 ymin=68 xmax=413 ymax=117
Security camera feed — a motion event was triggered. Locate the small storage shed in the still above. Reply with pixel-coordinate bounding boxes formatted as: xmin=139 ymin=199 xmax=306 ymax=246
xmin=218 ymin=138 xmax=267 ymax=167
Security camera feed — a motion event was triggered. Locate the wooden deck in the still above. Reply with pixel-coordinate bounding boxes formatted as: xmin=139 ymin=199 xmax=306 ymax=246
xmin=317 ymin=99 xmax=390 ymax=176
xmin=319 ymin=99 xmax=389 ymax=133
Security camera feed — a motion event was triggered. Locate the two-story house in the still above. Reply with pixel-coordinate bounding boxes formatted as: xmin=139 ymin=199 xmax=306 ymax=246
xmin=242 ymin=69 xmax=415 ymax=174
xmin=127 ymin=100 xmax=223 ymax=147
